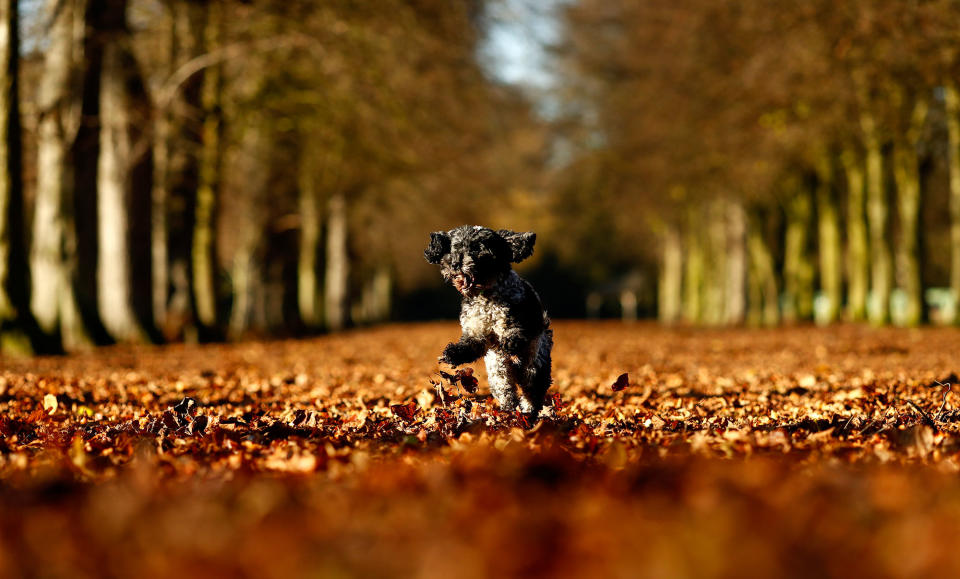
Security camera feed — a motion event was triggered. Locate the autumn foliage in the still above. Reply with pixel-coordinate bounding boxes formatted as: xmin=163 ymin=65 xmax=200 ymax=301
xmin=4 ymin=322 xmax=960 ymax=576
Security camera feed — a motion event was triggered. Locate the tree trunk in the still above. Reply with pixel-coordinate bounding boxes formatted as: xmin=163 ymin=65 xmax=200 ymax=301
xmin=152 ymin=113 xmax=170 ymax=328
xmin=619 ymin=290 xmax=637 ymax=323
xmin=297 ymin=156 xmax=321 ymax=329
xmin=0 ymin=0 xmax=30 ymax=354
xmin=226 ymin=119 xmax=267 ymax=340
xmin=31 ymin=0 xmax=95 ymax=352
xmin=372 ymin=266 xmax=392 ymax=322
xmin=841 ymin=147 xmax=869 ymax=322
xmin=682 ymin=206 xmax=703 ymax=324
xmin=192 ymin=0 xmax=223 ymax=337
xmin=97 ymin=0 xmax=155 ymax=342
xmin=227 ymin=245 xmax=255 ymax=339
xmin=747 ymin=210 xmax=779 ymax=326
xmin=151 ymin=6 xmax=176 ymax=330
xmin=815 ymin=156 xmax=841 ymax=325
xmin=861 ymin=111 xmax=892 ymax=325
xmin=783 ymin=184 xmax=813 ymax=323
xmin=945 ymin=83 xmax=960 ymax=324
xmin=726 ymin=200 xmax=747 ymax=325
xmin=324 ymin=191 xmax=350 ymax=331
xmin=658 ymin=222 xmax=682 ymax=324
xmin=165 ymin=0 xmax=207 ymax=340
xmin=703 ymin=199 xmax=727 ymax=326
xmin=892 ymin=98 xmax=928 ymax=327
xmin=97 ymin=40 xmax=138 ymax=341
xmin=358 ymin=266 xmax=392 ymax=324
xmin=747 ymin=251 xmax=763 ymax=326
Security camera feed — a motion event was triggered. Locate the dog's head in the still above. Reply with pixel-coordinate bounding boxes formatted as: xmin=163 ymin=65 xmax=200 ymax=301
xmin=424 ymin=226 xmax=536 ymax=296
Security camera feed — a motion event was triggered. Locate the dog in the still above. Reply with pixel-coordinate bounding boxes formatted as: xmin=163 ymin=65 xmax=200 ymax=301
xmin=424 ymin=225 xmax=553 ymax=416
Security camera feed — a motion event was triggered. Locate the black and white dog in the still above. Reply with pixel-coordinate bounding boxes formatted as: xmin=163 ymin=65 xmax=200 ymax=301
xmin=425 ymin=225 xmax=553 ymax=416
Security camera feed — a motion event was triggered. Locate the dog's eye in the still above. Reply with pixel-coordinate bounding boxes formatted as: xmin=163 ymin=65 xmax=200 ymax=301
xmin=471 ymin=242 xmax=491 ymax=256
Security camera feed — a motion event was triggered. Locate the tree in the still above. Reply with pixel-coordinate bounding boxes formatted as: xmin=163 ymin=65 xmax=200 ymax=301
xmin=192 ymin=0 xmax=223 ymax=338
xmin=0 ymin=0 xmax=31 ymax=353
xmin=97 ymin=0 xmax=156 ymax=342
xmin=31 ymin=0 xmax=100 ymax=352
xmin=160 ymin=0 xmax=210 ymax=341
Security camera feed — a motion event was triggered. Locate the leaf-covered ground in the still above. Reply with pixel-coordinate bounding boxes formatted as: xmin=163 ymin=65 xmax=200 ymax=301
xmin=4 ymin=322 xmax=960 ymax=578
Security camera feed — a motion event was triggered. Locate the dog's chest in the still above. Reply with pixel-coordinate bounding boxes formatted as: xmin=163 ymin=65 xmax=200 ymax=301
xmin=460 ymin=295 xmax=511 ymax=342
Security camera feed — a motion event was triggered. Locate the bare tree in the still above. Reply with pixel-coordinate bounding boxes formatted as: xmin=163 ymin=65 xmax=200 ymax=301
xmin=31 ymin=0 xmax=99 ymax=351
xmin=97 ymin=0 xmax=156 ymax=342
xmin=193 ymin=0 xmax=223 ymax=337
xmin=0 ymin=0 xmax=31 ymax=353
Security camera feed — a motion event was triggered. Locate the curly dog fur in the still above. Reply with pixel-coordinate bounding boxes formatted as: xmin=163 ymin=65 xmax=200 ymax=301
xmin=425 ymin=225 xmax=553 ymax=415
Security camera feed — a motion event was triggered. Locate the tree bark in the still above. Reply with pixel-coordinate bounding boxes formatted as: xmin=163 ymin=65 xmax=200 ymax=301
xmin=747 ymin=210 xmax=779 ymax=326
xmin=783 ymin=184 xmax=813 ymax=323
xmin=841 ymin=147 xmax=869 ymax=322
xmin=726 ymin=199 xmax=747 ymax=325
xmin=227 ymin=243 xmax=256 ymax=339
xmin=297 ymin=155 xmax=321 ymax=329
xmin=97 ymin=38 xmax=138 ymax=341
xmin=31 ymin=0 xmax=96 ymax=352
xmin=682 ymin=206 xmax=703 ymax=324
xmin=658 ymin=221 xmax=682 ymax=324
xmin=165 ymin=0 xmax=207 ymax=340
xmin=324 ymin=191 xmax=350 ymax=331
xmin=815 ymin=156 xmax=841 ymax=325
xmin=371 ymin=266 xmax=392 ymax=322
xmin=151 ymin=6 xmax=177 ymax=330
xmin=892 ymin=97 xmax=928 ymax=327
xmin=861 ymin=110 xmax=892 ymax=325
xmin=97 ymin=0 xmax=154 ymax=342
xmin=945 ymin=83 xmax=960 ymax=324
xmin=703 ymin=199 xmax=727 ymax=326
xmin=0 ymin=0 xmax=30 ymax=353
xmin=226 ymin=120 xmax=267 ymax=340
xmin=192 ymin=0 xmax=223 ymax=337
xmin=358 ymin=265 xmax=392 ymax=324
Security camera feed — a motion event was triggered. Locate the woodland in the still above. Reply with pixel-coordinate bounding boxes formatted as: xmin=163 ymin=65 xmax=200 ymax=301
xmin=4 ymin=1 xmax=960 ymax=356
xmin=3 ymin=2 xmax=960 ymax=577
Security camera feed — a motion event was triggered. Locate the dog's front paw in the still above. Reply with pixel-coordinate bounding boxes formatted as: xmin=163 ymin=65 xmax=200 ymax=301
xmin=440 ymin=342 xmax=472 ymax=366
xmin=439 ymin=342 xmax=461 ymax=366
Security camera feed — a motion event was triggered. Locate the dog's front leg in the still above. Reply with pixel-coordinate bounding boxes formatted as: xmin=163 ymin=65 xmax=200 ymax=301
xmin=440 ymin=335 xmax=486 ymax=367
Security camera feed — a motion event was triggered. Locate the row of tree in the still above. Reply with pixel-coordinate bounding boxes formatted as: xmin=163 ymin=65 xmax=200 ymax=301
xmin=556 ymin=0 xmax=960 ymax=326
xmin=0 ymin=0 xmax=545 ymax=354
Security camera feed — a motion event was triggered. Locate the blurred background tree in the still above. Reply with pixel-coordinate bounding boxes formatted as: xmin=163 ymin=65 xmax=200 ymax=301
xmin=5 ymin=0 xmax=960 ymax=354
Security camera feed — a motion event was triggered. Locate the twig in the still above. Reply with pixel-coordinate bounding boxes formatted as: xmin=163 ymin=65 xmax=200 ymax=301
xmin=841 ymin=414 xmax=856 ymax=435
xmin=907 ymin=400 xmax=937 ymax=427
xmin=934 ymin=380 xmax=953 ymax=420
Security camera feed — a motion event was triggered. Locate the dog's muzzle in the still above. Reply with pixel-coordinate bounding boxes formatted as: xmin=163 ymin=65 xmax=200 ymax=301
xmin=453 ymin=273 xmax=474 ymax=294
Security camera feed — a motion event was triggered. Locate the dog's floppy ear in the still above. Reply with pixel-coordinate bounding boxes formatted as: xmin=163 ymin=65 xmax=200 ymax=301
xmin=424 ymin=231 xmax=451 ymax=264
xmin=497 ymin=230 xmax=536 ymax=263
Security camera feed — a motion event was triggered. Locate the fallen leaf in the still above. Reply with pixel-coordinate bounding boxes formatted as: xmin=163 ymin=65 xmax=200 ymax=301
xmin=43 ymin=394 xmax=58 ymax=415
xmin=457 ymin=368 xmax=479 ymax=393
xmin=391 ymin=402 xmax=420 ymax=423
xmin=612 ymin=373 xmax=630 ymax=392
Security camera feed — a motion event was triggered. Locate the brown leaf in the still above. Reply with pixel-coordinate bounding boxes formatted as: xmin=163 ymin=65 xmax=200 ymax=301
xmin=457 ymin=368 xmax=479 ymax=393
xmin=612 ymin=373 xmax=630 ymax=392
xmin=438 ymin=370 xmax=458 ymax=385
xmin=391 ymin=402 xmax=420 ymax=423
xmin=438 ymin=367 xmax=479 ymax=393
xmin=190 ymin=414 xmax=209 ymax=436
xmin=161 ymin=410 xmax=181 ymax=431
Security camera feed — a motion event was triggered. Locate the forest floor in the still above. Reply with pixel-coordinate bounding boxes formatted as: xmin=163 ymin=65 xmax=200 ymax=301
xmin=3 ymin=322 xmax=960 ymax=578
